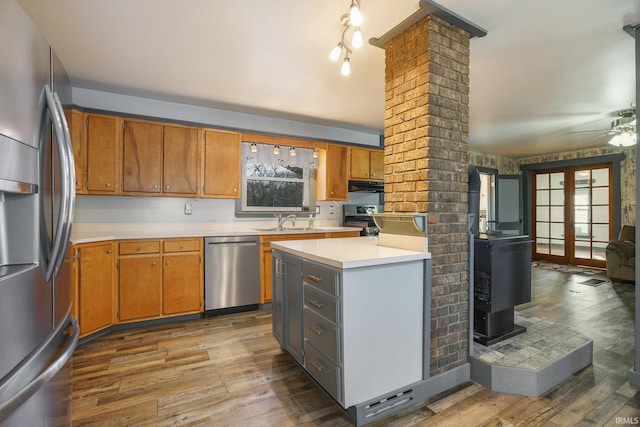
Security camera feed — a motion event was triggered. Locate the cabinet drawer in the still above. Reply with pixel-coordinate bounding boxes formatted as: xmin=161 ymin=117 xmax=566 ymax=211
xmin=304 ymin=284 xmax=340 ymax=324
xmin=304 ymin=342 xmax=342 ymax=404
xmin=303 ymin=262 xmax=339 ymax=297
xmin=304 ymin=309 xmax=341 ymax=364
xmin=119 ymin=241 xmax=160 ymax=255
xmin=163 ymin=239 xmax=200 ymax=253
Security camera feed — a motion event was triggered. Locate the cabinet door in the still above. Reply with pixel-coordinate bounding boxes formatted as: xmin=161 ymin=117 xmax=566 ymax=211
xmin=118 ymin=256 xmax=162 ymax=321
xmin=163 ymin=125 xmax=198 ymax=195
xmin=349 ymin=147 xmax=370 ymax=180
xmin=69 ymin=109 xmax=85 ymax=193
xmin=325 ymin=145 xmax=348 ymax=201
xmin=202 ymin=129 xmax=240 ymax=198
xmin=272 ymin=251 xmax=284 ymax=346
xmin=86 ymin=113 xmax=119 ymax=193
xmin=122 ymin=120 xmax=163 ymax=193
xmin=284 ymin=254 xmax=303 ymax=364
xmin=261 ymin=246 xmax=273 ymax=303
xmin=78 ymin=243 xmax=114 ymax=335
xmin=369 ymin=149 xmax=384 ymax=181
xmin=163 ymin=253 xmax=202 ymax=315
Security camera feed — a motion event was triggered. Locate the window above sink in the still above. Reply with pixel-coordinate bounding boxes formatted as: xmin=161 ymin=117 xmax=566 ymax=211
xmin=236 ymin=142 xmax=317 ymax=216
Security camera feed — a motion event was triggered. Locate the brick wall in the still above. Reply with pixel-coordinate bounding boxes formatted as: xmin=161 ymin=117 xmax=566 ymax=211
xmin=383 ymin=15 xmax=471 ymax=375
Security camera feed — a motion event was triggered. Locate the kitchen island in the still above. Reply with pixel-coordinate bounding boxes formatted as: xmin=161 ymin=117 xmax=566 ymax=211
xmin=270 ymin=228 xmax=469 ymax=426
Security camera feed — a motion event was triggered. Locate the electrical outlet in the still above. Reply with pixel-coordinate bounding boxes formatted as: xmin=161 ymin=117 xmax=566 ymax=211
xmin=184 ymin=202 xmax=192 ymax=215
xmin=329 ymin=204 xmax=336 ymax=215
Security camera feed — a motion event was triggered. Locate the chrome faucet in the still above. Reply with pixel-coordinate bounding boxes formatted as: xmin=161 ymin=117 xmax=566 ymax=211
xmin=275 ymin=213 xmax=296 ymax=230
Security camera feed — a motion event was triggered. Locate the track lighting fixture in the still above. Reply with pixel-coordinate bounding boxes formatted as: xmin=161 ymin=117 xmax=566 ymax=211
xmin=250 ymin=143 xmax=257 ymax=153
xmin=273 ymin=145 xmax=280 ymax=155
xmin=329 ymin=0 xmax=363 ymax=76
xmin=289 ymin=147 xmax=296 ymax=156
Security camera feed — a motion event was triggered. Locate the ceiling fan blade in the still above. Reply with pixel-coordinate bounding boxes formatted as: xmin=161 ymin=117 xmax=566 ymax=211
xmin=566 ymin=128 xmax=610 ymax=134
xmin=575 ymin=132 xmax=609 ymax=144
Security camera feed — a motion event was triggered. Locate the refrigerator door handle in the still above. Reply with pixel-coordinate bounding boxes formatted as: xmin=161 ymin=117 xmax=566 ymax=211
xmin=40 ymin=85 xmax=72 ymax=282
xmin=52 ymin=91 xmax=75 ymax=277
xmin=0 ymin=310 xmax=79 ymax=422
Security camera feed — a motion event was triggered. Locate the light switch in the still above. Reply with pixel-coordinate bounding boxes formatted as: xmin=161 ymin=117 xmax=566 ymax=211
xmin=185 ymin=202 xmax=192 ymax=215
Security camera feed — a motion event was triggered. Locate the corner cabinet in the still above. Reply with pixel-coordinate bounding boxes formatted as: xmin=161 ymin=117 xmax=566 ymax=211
xmin=202 ymin=129 xmax=241 ymax=198
xmin=74 ymin=241 xmax=115 ymax=337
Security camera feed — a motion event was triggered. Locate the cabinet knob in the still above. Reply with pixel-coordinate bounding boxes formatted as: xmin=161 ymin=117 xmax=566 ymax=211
xmin=106 ymin=249 xmax=112 ymax=254
xmin=233 ymin=188 xmax=237 ymax=192
xmin=179 ymin=245 xmax=184 ymax=249
xmin=151 ymin=261 xmax=157 ymax=266
xmin=165 ymin=185 xmax=170 ymax=190
xmin=136 ymin=246 xmax=142 ymax=251
xmin=165 ymin=261 xmax=171 ymax=265
xmin=106 ymin=182 xmax=111 ymax=187
xmin=153 ymin=184 xmax=159 ymax=189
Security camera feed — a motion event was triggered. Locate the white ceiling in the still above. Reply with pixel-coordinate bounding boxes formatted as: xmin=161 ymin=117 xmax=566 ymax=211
xmin=17 ymin=0 xmax=640 ymax=158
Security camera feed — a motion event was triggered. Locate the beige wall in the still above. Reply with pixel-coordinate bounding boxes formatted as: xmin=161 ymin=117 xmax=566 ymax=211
xmin=471 ymin=145 xmax=636 ymax=226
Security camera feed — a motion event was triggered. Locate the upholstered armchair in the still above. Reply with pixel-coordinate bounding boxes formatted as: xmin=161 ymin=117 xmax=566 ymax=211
xmin=605 ymin=225 xmax=636 ymax=282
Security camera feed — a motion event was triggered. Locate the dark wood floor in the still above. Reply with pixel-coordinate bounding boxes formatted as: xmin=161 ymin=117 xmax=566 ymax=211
xmin=71 ymin=266 xmax=640 ymax=426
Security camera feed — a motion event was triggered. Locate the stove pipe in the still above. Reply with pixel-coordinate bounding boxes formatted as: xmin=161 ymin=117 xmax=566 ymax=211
xmin=468 ymin=164 xmax=481 ymax=237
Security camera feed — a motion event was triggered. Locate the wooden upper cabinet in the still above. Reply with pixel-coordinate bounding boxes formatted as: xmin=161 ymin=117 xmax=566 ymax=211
xmin=85 ymin=113 xmax=121 ymax=194
xmin=202 ymin=129 xmax=240 ymax=198
xmin=317 ymin=144 xmax=348 ymax=201
xmin=163 ymin=125 xmax=199 ymax=195
xmin=122 ymin=120 xmax=163 ymax=194
xmin=69 ymin=109 xmax=85 ymax=194
xmin=369 ymin=149 xmax=384 ymax=180
xmin=349 ymin=147 xmax=384 ymax=181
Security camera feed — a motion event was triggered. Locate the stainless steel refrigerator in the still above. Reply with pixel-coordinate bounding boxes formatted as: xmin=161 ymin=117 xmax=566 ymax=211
xmin=0 ymin=0 xmax=79 ymax=425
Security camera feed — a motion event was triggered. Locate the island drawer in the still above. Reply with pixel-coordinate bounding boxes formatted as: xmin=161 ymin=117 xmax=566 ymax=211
xmin=304 ymin=284 xmax=340 ymax=324
xmin=119 ymin=240 xmax=160 ymax=255
xmin=304 ymin=309 xmax=341 ymax=364
xmin=163 ymin=239 xmax=200 ymax=253
xmin=303 ymin=262 xmax=339 ymax=297
xmin=304 ymin=342 xmax=342 ymax=404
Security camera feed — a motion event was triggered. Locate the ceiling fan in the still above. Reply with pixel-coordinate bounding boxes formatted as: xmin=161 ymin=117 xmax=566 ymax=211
xmin=568 ymin=107 xmax=637 ymax=146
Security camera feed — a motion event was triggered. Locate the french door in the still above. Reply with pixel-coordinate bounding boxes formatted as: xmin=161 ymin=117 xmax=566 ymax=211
xmin=533 ymin=165 xmax=612 ymax=268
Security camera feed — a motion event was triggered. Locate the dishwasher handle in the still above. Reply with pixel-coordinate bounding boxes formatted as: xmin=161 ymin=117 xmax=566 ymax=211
xmin=207 ymin=241 xmax=257 ymax=248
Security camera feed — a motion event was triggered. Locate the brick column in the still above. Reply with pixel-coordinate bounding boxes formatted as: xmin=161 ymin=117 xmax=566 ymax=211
xmin=384 ymin=15 xmax=471 ymax=375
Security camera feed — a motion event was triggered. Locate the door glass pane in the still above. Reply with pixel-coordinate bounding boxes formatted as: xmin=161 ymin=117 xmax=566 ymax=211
xmin=537 ymin=238 xmax=550 ymax=254
xmin=550 ymin=206 xmax=564 ymax=222
xmin=592 ymin=241 xmax=607 ymax=260
xmin=575 ymin=170 xmax=590 ymax=188
xmin=592 ymin=187 xmax=609 ymax=205
xmin=592 ymin=224 xmax=609 ymax=242
xmin=574 ymin=188 xmax=589 ymax=206
xmin=592 ymin=206 xmax=609 ymax=223
xmin=592 ymin=168 xmax=609 ymax=186
xmin=537 ymin=222 xmax=549 ymax=238
xmin=536 ymin=206 xmax=549 ymax=221
xmin=537 ymin=174 xmax=549 ymax=190
xmin=550 ymin=239 xmax=564 ymax=256
xmin=550 ymin=223 xmax=564 ymax=239
xmin=550 ymin=173 xmax=564 ymax=189
xmin=574 ymin=222 xmax=589 ymax=238
xmin=550 ymin=189 xmax=564 ymax=205
xmin=536 ymin=190 xmax=549 ymax=205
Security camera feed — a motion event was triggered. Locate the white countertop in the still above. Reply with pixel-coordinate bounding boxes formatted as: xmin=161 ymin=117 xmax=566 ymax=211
xmin=271 ymin=236 xmax=431 ymax=269
xmin=70 ymin=221 xmax=361 ymax=244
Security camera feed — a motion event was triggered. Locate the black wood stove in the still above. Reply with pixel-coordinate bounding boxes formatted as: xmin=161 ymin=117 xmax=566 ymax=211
xmin=473 ymin=233 xmax=532 ymax=346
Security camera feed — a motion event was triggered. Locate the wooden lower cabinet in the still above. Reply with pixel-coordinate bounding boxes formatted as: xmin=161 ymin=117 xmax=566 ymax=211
xmin=75 ymin=241 xmax=115 ymax=337
xmin=260 ymin=232 xmax=359 ymax=303
xmin=118 ymin=255 xmax=162 ymax=321
xmin=118 ymin=238 xmax=203 ymax=323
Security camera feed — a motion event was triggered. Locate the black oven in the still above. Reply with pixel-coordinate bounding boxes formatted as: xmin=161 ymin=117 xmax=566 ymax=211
xmin=342 ymin=204 xmax=383 ymax=236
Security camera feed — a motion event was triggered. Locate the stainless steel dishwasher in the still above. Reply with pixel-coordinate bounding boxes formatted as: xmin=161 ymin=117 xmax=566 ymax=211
xmin=204 ymin=236 xmax=260 ymax=313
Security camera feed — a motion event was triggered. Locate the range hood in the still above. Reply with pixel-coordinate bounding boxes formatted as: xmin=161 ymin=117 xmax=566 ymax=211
xmin=348 ymin=180 xmax=384 ymax=193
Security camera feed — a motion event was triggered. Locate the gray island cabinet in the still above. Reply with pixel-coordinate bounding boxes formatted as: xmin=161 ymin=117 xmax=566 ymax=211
xmin=270 ymin=236 xmax=467 ymax=426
